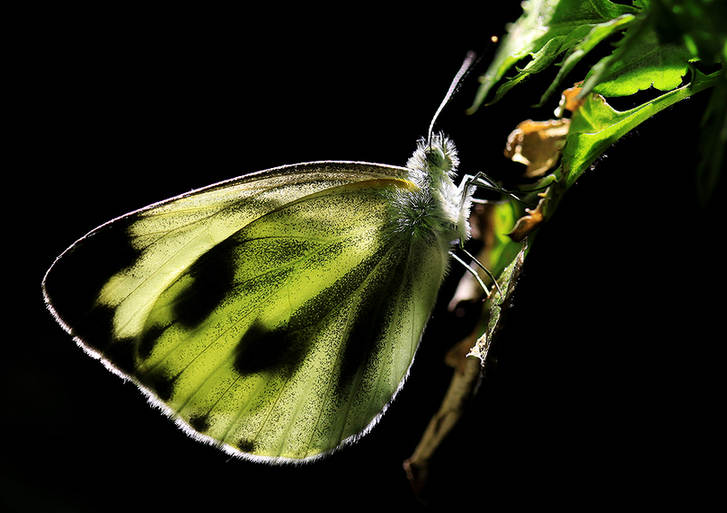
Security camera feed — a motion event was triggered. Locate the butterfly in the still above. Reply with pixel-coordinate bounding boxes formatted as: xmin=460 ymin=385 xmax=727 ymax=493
xmin=42 ymin=54 xmax=498 ymax=463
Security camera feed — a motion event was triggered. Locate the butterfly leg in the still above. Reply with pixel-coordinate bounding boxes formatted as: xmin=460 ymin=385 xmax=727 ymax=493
xmin=459 ymin=246 xmax=503 ymax=297
xmin=448 ymin=250 xmax=492 ymax=299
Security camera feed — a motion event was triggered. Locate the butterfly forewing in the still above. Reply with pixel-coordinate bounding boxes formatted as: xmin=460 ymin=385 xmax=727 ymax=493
xmin=44 ymin=162 xmax=448 ymax=462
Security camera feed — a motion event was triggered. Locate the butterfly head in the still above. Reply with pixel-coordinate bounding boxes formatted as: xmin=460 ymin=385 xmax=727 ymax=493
xmin=407 ymin=132 xmax=460 ymax=182
xmin=424 ymin=141 xmax=456 ymax=176
xmin=400 ymin=133 xmax=473 ymax=245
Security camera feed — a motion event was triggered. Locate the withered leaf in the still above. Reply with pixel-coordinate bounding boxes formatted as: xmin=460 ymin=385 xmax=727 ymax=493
xmin=508 ymin=196 xmax=546 ymax=242
xmin=504 ymin=119 xmax=570 ymax=178
xmin=556 ymin=85 xmax=586 ymax=116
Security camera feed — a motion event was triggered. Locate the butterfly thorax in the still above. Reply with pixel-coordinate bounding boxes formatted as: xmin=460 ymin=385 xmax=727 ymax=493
xmin=396 ymin=134 xmax=472 ymax=246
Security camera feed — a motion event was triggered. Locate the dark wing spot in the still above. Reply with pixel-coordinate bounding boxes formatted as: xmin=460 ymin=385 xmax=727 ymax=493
xmin=45 ymin=216 xmax=151 ymax=375
xmin=236 ymin=438 xmax=257 ymax=453
xmin=44 ymin=217 xmax=139 ymax=333
xmin=233 ymin=322 xmax=307 ymax=378
xmin=336 ymin=255 xmax=407 ymax=389
xmin=173 ymin=238 xmax=236 ymax=329
xmin=137 ymin=324 xmax=170 ymax=360
xmin=103 ymin=337 xmax=136 ymax=375
xmin=189 ymin=414 xmax=210 ymax=433
xmin=71 ymin=305 xmax=116 ymax=352
xmin=142 ymin=371 xmax=176 ymax=402
xmin=62 ymin=304 xmax=136 ymax=374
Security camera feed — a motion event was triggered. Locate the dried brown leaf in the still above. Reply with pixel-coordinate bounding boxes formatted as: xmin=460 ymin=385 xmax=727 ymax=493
xmin=508 ymin=196 xmax=546 ymax=242
xmin=504 ymin=119 xmax=570 ymax=178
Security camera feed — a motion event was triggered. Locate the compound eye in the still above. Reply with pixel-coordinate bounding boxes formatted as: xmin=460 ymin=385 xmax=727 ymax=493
xmin=425 ymin=147 xmax=450 ymax=171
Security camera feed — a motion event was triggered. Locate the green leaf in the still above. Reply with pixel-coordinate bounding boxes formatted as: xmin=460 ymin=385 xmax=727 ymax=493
xmin=695 ymin=72 xmax=727 ymax=203
xmin=469 ymin=0 xmax=636 ymax=111
xmin=538 ymin=14 xmax=636 ymax=105
xmin=583 ymin=20 xmax=693 ymax=97
xmin=488 ymin=201 xmax=524 ymax=278
xmin=559 ymin=68 xmax=720 ymax=187
xmin=650 ymin=0 xmax=727 ymax=65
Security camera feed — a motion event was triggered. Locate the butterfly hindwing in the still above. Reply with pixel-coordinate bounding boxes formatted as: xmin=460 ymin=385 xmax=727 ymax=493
xmin=44 ymin=162 xmax=449 ymax=461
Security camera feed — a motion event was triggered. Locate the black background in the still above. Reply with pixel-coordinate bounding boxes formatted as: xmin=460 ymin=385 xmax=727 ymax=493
xmin=15 ymin=3 xmax=723 ymax=511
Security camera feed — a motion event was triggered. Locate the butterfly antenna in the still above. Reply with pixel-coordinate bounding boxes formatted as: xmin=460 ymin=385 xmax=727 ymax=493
xmin=449 ymin=250 xmax=494 ymax=299
xmin=427 ymin=51 xmax=478 ymax=147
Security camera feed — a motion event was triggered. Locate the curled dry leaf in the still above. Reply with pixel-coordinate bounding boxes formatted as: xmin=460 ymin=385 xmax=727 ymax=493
xmin=557 ymin=85 xmax=586 ymax=116
xmin=504 ymin=118 xmax=571 ymax=178
xmin=508 ymin=195 xmax=546 ymax=242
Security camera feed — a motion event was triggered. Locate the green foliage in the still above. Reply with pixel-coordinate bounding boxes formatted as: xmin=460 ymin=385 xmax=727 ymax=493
xmin=467 ymin=0 xmax=725 ymax=359
xmin=650 ymin=0 xmax=727 ymax=64
xmin=560 ymin=69 xmax=719 ymax=187
xmin=471 ymin=0 xmax=725 ymax=205
xmin=539 ymin=14 xmax=635 ymax=105
xmin=488 ymin=201 xmax=524 ymax=278
xmin=472 ymin=0 xmax=725 ymax=108
xmin=584 ymin=21 xmax=693 ymax=96
xmin=469 ymin=0 xmax=637 ymax=110
xmin=645 ymin=1 xmax=727 ymax=201
xmin=696 ymin=76 xmax=727 ymax=202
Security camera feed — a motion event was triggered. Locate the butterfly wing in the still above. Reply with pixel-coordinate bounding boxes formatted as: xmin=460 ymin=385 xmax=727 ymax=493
xmin=43 ymin=162 xmax=449 ymax=462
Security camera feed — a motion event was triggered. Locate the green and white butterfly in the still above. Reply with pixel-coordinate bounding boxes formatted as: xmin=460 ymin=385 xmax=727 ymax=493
xmin=43 ymin=56 xmax=497 ymax=463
